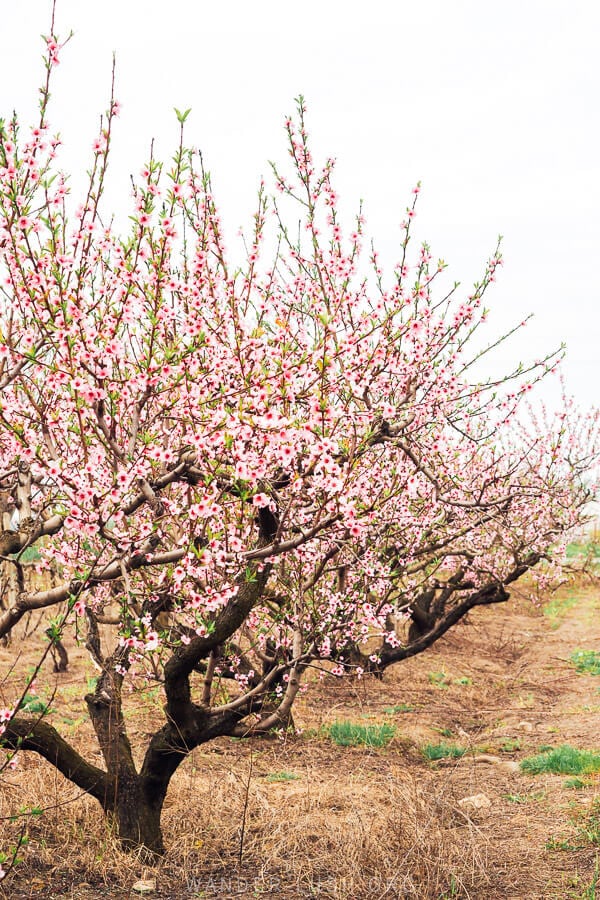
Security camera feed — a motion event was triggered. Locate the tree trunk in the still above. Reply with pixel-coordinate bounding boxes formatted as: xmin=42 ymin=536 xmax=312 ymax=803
xmin=84 ymin=661 xmax=170 ymax=858
xmin=111 ymin=773 xmax=166 ymax=859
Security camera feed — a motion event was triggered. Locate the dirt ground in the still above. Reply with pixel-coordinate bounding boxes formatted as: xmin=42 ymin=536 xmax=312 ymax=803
xmin=1 ymin=579 xmax=599 ymax=899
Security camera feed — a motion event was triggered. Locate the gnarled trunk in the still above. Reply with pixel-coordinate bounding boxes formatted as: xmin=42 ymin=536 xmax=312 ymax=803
xmin=2 ymin=556 xmax=276 ymax=857
xmin=110 ymin=772 xmax=166 ymax=858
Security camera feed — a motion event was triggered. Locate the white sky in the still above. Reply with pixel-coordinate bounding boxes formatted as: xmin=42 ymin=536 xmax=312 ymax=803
xmin=2 ymin=0 xmax=598 ymax=411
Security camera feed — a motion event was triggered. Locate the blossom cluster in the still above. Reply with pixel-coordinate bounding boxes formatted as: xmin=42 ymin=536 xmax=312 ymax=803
xmin=0 ymin=79 xmax=597 ymax=704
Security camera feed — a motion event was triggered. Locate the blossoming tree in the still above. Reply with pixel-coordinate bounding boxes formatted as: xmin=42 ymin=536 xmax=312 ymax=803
xmin=0 ymin=23 xmax=598 ymax=858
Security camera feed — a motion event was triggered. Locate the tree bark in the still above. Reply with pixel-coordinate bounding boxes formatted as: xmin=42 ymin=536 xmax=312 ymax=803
xmin=109 ymin=772 xmax=166 ymax=858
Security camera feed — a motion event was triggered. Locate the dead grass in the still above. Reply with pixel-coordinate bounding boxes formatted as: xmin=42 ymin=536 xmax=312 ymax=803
xmin=0 ymin=752 xmax=491 ymax=898
xmin=1 ymin=580 xmax=600 ymax=898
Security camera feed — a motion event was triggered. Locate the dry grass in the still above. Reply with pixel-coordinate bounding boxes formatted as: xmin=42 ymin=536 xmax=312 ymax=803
xmin=1 ymin=580 xmax=600 ymax=898
xmin=0 ymin=749 xmax=492 ymax=899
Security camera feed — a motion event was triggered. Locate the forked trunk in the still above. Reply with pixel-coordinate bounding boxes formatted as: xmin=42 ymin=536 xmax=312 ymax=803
xmin=85 ymin=669 xmax=169 ymax=858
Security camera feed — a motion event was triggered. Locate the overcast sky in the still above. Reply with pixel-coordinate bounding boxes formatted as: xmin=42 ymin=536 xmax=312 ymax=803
xmin=2 ymin=0 xmax=598 ymax=411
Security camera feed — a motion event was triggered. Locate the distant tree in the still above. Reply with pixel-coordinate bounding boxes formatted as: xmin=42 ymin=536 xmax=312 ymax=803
xmin=0 ymin=19 xmax=597 ymax=859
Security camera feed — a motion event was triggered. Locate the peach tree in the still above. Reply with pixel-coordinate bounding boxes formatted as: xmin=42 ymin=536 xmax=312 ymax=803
xmin=0 ymin=23 xmax=597 ymax=858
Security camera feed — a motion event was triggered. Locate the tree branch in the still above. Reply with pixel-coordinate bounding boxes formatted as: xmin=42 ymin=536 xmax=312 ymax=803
xmin=1 ymin=717 xmax=112 ymax=808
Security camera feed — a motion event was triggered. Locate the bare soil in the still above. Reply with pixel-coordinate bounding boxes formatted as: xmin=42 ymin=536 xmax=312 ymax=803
xmin=1 ymin=580 xmax=599 ymax=899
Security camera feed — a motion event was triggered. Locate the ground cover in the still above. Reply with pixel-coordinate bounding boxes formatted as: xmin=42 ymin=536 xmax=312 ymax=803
xmin=1 ymin=578 xmax=599 ymax=898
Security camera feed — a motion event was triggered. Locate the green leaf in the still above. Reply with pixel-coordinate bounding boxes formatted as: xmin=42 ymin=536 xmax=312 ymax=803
xmin=19 ymin=694 xmax=49 ymax=715
xmin=174 ymin=107 xmax=192 ymax=124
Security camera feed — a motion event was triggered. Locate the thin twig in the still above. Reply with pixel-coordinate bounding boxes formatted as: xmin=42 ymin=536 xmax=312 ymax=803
xmin=237 ymin=747 xmax=253 ymax=870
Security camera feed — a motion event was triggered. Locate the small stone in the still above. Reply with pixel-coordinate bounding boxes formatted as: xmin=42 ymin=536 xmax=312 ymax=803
xmin=458 ymin=793 xmax=492 ymax=810
xmin=473 ymin=753 xmax=520 ymax=773
xmin=132 ymin=876 xmax=157 ymax=894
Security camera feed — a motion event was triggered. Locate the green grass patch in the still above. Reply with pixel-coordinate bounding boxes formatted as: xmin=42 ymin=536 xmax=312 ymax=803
xmin=520 ymin=745 xmax=600 ymax=776
xmin=550 ymin=802 xmax=600 ymax=856
xmin=265 ymin=771 xmax=300 ymax=782
xmin=422 ymin=742 xmax=466 ymax=761
xmin=328 ymin=721 xmax=396 ymax=748
xmin=564 ymin=777 xmax=588 ymax=790
xmin=499 ymin=739 xmax=521 ymax=753
xmin=383 ymin=703 xmax=414 ymax=714
xmin=427 ymin=671 xmax=448 ymax=687
xmin=546 ymin=836 xmax=581 ymax=852
xmin=504 ymin=791 xmax=544 ymax=803
xmin=580 ymin=803 xmax=600 ymax=847
xmin=504 ymin=793 xmax=528 ymax=804
xmin=543 ymin=593 xmax=578 ymax=623
xmin=571 ymin=650 xmax=600 ymax=677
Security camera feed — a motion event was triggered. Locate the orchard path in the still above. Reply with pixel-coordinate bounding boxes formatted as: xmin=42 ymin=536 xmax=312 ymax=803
xmin=298 ymin=579 xmax=600 ymax=899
